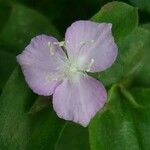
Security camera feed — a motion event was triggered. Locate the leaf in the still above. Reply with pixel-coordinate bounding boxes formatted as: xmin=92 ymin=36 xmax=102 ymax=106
xmin=0 ymin=3 xmax=60 ymax=54
xmin=141 ymin=23 xmax=150 ymax=31
xmin=0 ymin=67 xmax=65 ymax=150
xmin=26 ymin=107 xmax=65 ymax=150
xmin=0 ymin=49 xmax=16 ymax=90
xmin=124 ymin=27 xmax=150 ymax=87
xmin=129 ymin=0 xmax=150 ymax=13
xmin=0 ymin=2 xmax=11 ymax=32
xmin=129 ymin=88 xmax=150 ymax=150
xmin=89 ymin=85 xmax=150 ymax=150
xmin=132 ymin=31 xmax=150 ymax=87
xmin=91 ymin=1 xmax=138 ymax=43
xmin=12 ymin=0 xmax=112 ymax=32
xmin=55 ymin=122 xmax=90 ymax=150
xmin=97 ymin=27 xmax=150 ymax=87
xmin=28 ymin=96 xmax=51 ymax=114
xmin=0 ymin=67 xmax=36 ymax=149
xmin=89 ymin=85 xmax=140 ymax=150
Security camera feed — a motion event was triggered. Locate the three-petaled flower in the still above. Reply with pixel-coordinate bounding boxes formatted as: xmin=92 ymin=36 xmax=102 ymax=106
xmin=17 ymin=20 xmax=118 ymax=127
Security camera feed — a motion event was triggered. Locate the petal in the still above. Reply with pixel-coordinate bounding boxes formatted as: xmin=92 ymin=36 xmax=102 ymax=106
xmin=53 ymin=75 xmax=107 ymax=127
xmin=65 ymin=20 xmax=118 ymax=72
xmin=17 ymin=35 xmax=67 ymax=96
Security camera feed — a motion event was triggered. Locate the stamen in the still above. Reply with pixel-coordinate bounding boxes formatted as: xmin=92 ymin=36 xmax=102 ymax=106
xmin=48 ymin=42 xmax=55 ymax=55
xmin=53 ymin=41 xmax=69 ymax=57
xmin=86 ymin=59 xmax=94 ymax=72
xmin=53 ymin=41 xmax=65 ymax=47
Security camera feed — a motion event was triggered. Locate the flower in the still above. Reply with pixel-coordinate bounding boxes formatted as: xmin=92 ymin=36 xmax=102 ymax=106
xmin=17 ymin=20 xmax=118 ymax=127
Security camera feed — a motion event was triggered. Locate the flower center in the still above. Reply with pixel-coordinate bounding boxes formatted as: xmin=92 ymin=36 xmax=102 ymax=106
xmin=70 ymin=65 xmax=78 ymax=73
xmin=64 ymin=61 xmax=79 ymax=78
xmin=47 ymin=41 xmax=95 ymax=79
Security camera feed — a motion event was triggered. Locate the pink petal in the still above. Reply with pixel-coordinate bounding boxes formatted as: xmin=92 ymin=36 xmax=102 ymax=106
xmin=53 ymin=75 xmax=107 ymax=127
xmin=17 ymin=35 xmax=67 ymax=96
xmin=65 ymin=20 xmax=118 ymax=72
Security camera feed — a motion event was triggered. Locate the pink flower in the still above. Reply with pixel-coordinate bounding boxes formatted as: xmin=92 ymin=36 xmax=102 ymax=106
xmin=17 ymin=20 xmax=117 ymax=127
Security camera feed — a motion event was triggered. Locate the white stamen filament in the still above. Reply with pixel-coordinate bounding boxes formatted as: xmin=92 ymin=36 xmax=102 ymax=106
xmin=53 ymin=41 xmax=65 ymax=47
xmin=86 ymin=59 xmax=94 ymax=72
xmin=48 ymin=42 xmax=55 ymax=55
xmin=53 ymin=41 xmax=69 ymax=57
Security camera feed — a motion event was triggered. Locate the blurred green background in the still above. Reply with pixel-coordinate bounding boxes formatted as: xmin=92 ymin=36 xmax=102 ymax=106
xmin=0 ymin=0 xmax=150 ymax=150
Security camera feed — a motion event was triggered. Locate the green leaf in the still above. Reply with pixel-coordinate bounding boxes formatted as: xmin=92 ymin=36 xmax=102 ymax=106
xmin=55 ymin=122 xmax=90 ymax=150
xmin=28 ymin=96 xmax=51 ymax=114
xmin=125 ymin=27 xmax=150 ymax=87
xmin=11 ymin=0 xmax=112 ymax=32
xmin=133 ymin=30 xmax=150 ymax=87
xmin=0 ymin=3 xmax=60 ymax=54
xmin=26 ymin=107 xmax=65 ymax=150
xmin=0 ymin=2 xmax=11 ymax=32
xmin=129 ymin=88 xmax=150 ymax=150
xmin=91 ymin=1 xmax=138 ymax=42
xmin=129 ymin=0 xmax=150 ymax=13
xmin=0 ymin=67 xmax=36 ymax=149
xmin=89 ymin=85 xmax=150 ymax=150
xmin=97 ymin=27 xmax=150 ymax=87
xmin=0 ymin=49 xmax=16 ymax=90
xmin=141 ymin=23 xmax=150 ymax=31
xmin=0 ymin=67 xmax=65 ymax=149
